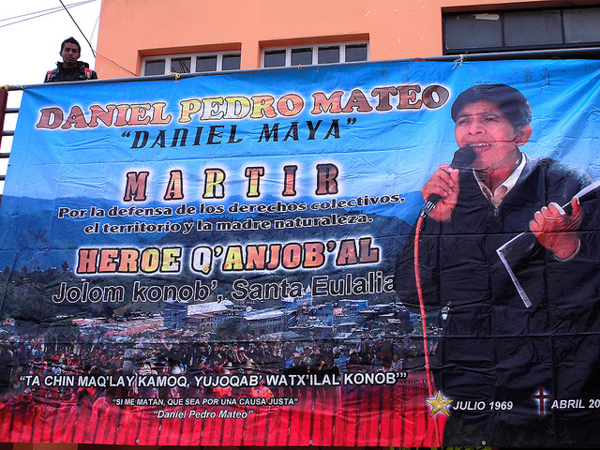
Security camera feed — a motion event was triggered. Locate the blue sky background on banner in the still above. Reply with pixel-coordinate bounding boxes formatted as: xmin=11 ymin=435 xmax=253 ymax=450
xmin=5 ymin=59 xmax=600 ymax=216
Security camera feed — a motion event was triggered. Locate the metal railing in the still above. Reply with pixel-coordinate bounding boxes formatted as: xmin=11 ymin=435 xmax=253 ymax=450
xmin=0 ymin=87 xmax=19 ymax=182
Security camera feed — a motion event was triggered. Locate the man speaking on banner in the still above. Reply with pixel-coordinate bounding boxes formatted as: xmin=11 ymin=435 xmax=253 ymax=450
xmin=395 ymin=83 xmax=600 ymax=447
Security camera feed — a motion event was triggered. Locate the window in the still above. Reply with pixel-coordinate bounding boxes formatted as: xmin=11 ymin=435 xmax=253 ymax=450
xmin=292 ymin=48 xmax=312 ymax=66
xmin=318 ymin=46 xmax=340 ymax=64
xmin=171 ymin=57 xmax=191 ymax=73
xmin=144 ymin=60 xmax=166 ymax=76
xmin=143 ymin=51 xmax=241 ymax=76
xmin=443 ymin=6 xmax=600 ymax=54
xmin=221 ymin=54 xmax=241 ymax=71
xmin=196 ymin=56 xmax=217 ymax=72
xmin=263 ymin=42 xmax=368 ymax=68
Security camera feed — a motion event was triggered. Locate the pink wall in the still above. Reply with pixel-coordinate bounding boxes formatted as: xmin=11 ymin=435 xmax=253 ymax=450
xmin=95 ymin=0 xmax=586 ymax=79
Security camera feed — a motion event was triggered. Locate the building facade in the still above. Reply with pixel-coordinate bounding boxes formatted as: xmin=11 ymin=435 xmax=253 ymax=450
xmin=95 ymin=0 xmax=600 ymax=79
xmin=2 ymin=1 xmax=599 ymax=450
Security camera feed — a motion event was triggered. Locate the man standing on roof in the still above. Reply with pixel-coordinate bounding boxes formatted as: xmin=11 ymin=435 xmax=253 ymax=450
xmin=44 ymin=37 xmax=98 ymax=83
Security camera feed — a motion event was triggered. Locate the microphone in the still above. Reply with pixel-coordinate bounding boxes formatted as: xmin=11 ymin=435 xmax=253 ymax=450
xmin=422 ymin=145 xmax=476 ymax=216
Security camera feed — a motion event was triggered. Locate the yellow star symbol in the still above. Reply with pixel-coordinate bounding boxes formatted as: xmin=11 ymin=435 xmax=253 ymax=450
xmin=426 ymin=391 xmax=453 ymax=417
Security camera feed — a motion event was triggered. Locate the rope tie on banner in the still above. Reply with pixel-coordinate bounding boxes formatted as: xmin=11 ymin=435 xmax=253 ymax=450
xmin=1 ymin=85 xmax=23 ymax=91
xmin=168 ymin=72 xmax=181 ymax=82
xmin=414 ymin=214 xmax=443 ymax=446
xmin=452 ymin=54 xmax=466 ymax=69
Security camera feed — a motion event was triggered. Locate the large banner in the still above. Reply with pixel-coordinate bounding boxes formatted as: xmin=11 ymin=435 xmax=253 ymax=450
xmin=1 ymin=59 xmax=600 ymax=446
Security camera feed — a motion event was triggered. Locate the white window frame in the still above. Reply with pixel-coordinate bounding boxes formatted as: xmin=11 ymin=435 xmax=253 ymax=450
xmin=261 ymin=41 xmax=369 ymax=68
xmin=142 ymin=51 xmax=241 ymax=76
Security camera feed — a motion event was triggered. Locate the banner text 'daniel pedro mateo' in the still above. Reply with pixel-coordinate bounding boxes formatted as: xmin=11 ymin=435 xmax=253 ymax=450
xmin=1 ymin=59 xmax=600 ymax=447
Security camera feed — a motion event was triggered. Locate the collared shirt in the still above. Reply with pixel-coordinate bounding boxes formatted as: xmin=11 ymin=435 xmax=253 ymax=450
xmin=474 ymin=153 xmax=527 ymax=208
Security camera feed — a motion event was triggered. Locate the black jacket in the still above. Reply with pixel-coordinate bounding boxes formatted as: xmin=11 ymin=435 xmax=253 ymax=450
xmin=395 ymin=155 xmax=600 ymax=446
xmin=44 ymin=61 xmax=98 ymax=83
